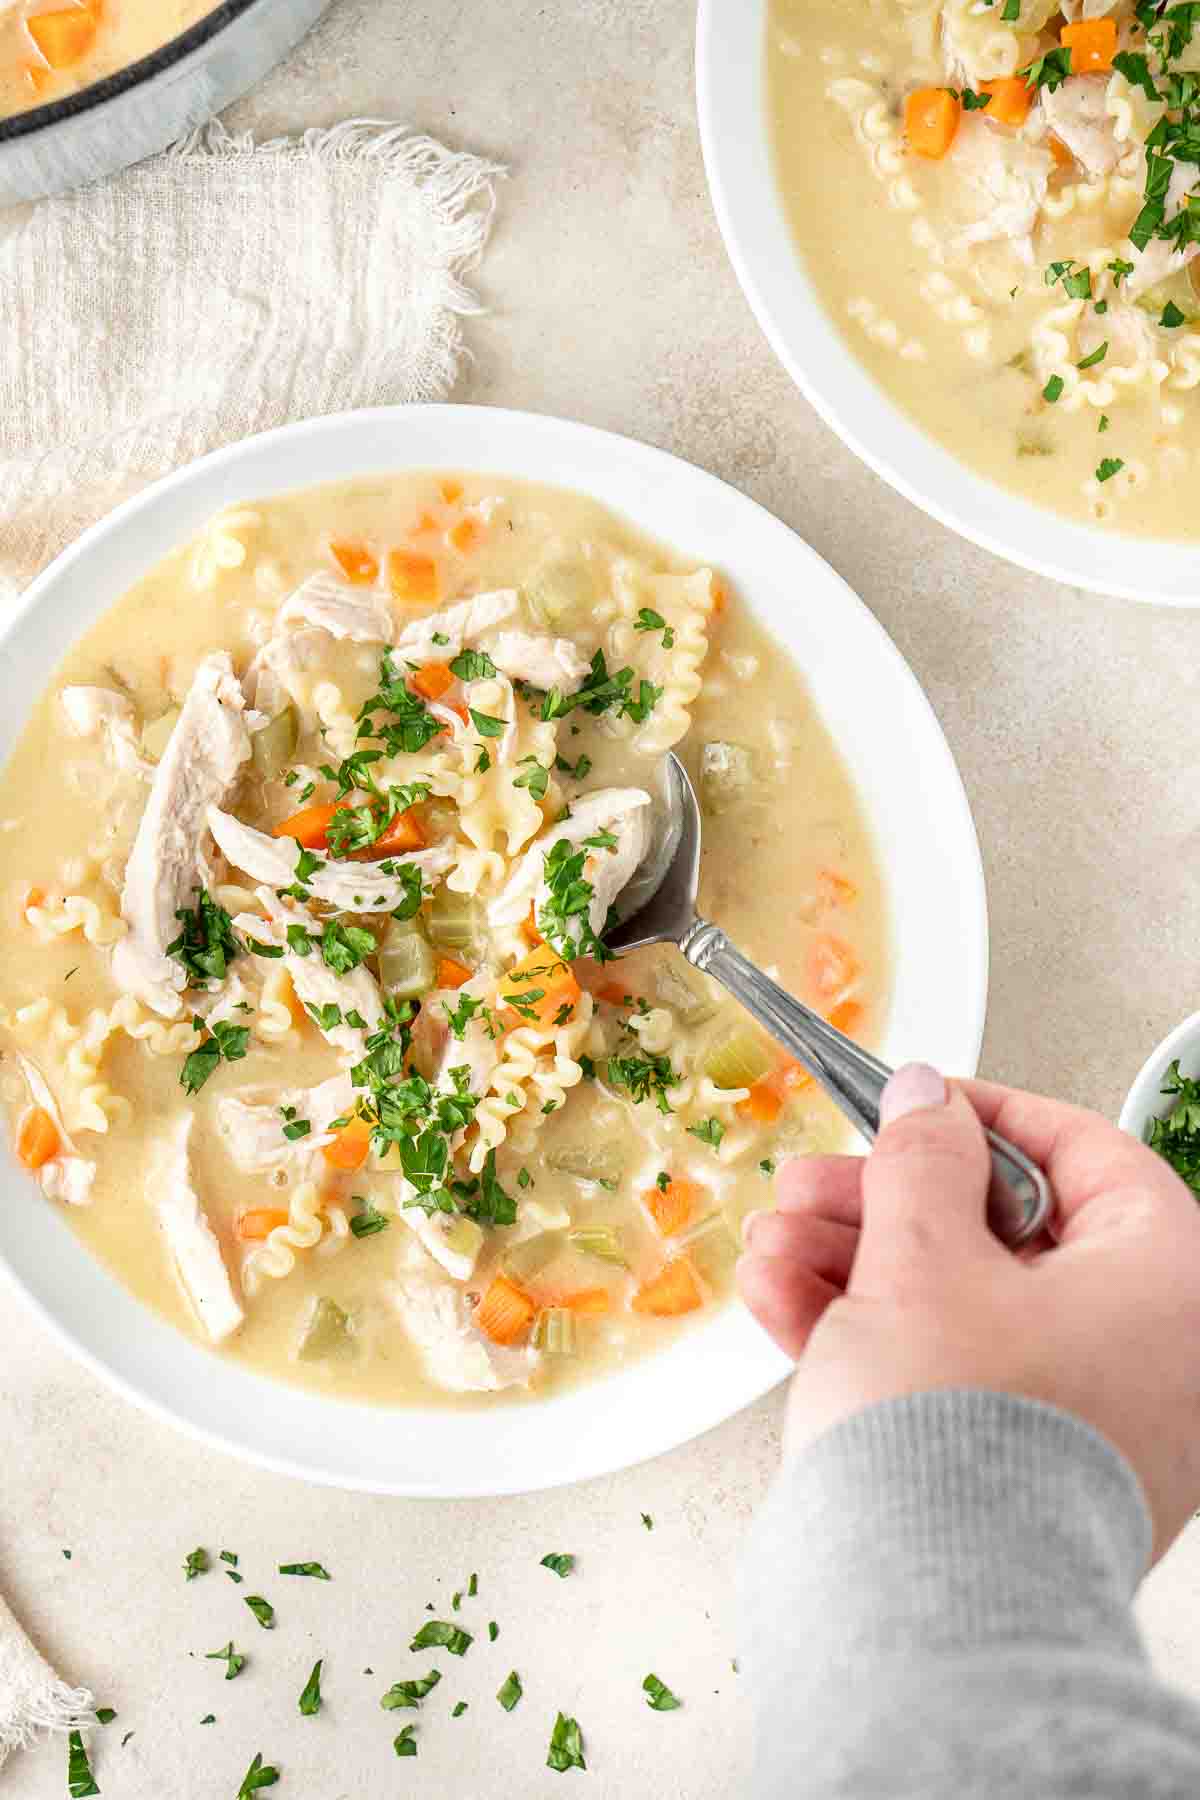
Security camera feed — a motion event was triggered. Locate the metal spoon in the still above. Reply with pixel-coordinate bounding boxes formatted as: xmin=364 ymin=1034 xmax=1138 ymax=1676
xmin=605 ymin=755 xmax=1052 ymax=1249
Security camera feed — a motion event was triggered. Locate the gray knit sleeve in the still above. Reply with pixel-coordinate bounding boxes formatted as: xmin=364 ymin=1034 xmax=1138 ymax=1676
xmin=742 ymin=1390 xmax=1200 ymax=1799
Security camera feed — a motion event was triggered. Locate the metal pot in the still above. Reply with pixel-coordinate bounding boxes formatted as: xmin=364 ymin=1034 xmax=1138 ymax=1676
xmin=0 ymin=0 xmax=333 ymax=205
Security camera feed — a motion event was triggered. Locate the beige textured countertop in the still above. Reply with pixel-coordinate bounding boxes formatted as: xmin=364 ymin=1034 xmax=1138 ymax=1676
xmin=8 ymin=1 xmax=1200 ymax=1793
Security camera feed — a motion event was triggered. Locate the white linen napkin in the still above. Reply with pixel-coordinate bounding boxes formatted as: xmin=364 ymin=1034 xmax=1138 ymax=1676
xmin=0 ymin=116 xmax=502 ymax=1768
xmin=0 ymin=118 xmax=505 ymax=602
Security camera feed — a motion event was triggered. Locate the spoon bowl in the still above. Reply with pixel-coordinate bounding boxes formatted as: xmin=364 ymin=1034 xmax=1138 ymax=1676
xmin=606 ymin=756 xmax=1053 ymax=1250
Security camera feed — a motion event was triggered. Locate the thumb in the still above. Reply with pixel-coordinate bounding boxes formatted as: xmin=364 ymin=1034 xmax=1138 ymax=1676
xmin=852 ymin=1064 xmax=994 ymax=1294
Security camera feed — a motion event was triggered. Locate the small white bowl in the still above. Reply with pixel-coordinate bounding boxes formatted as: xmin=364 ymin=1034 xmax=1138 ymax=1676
xmin=1118 ymin=1012 xmax=1200 ymax=1145
xmin=695 ymin=0 xmax=1200 ymax=606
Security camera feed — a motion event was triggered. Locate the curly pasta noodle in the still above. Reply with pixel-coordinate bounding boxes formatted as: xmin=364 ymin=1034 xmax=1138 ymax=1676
xmin=826 ymin=75 xmax=912 ymax=199
xmin=1032 ymin=291 xmax=1170 ymax=412
xmin=941 ymin=0 xmax=1028 ymax=85
xmin=847 ymin=296 xmax=928 ymax=362
xmin=241 ymin=1179 xmax=346 ymax=1293
xmin=103 ymin=995 xmax=197 ymax=1058
xmin=469 ymin=991 xmax=594 ymax=1172
xmin=609 ymin=564 xmax=716 ymax=756
xmin=2 ymin=998 xmax=130 ymax=1134
xmin=253 ymin=965 xmax=298 ymax=1043
xmin=189 ymin=508 xmax=263 ymax=592
xmin=25 ymin=892 xmax=125 ymax=947
xmin=452 ymin=676 xmax=559 ymax=861
xmin=311 ymin=681 xmax=360 ymax=760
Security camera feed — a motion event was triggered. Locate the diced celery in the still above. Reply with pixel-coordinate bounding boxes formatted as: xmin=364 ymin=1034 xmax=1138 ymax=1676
xmin=525 ymin=559 xmax=594 ymax=631
xmin=378 ymin=918 xmax=436 ymax=998
xmin=298 ymin=1297 xmax=355 ymax=1362
xmin=674 ymin=1210 xmax=738 ymax=1275
xmin=567 ymin=1225 xmax=628 ymax=1267
xmin=503 ymin=1232 xmax=564 ymax=1284
xmin=250 ymin=706 xmax=299 ymax=781
xmin=699 ymin=741 xmax=755 ymax=816
xmin=547 ymin=1144 xmax=625 ymax=1186
xmin=141 ymin=706 xmax=180 ymax=762
xmin=653 ymin=958 xmax=718 ymax=1028
xmin=533 ymin=1308 xmax=577 ymax=1355
xmin=704 ymin=1025 xmax=772 ymax=1090
xmin=427 ymin=889 xmax=484 ymax=952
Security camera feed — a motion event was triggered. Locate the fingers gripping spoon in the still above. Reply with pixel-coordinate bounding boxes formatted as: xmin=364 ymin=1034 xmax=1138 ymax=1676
xmin=604 ymin=755 xmax=1052 ymax=1249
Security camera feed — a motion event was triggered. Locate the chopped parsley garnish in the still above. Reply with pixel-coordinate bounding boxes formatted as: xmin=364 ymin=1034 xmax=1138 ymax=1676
xmin=759 ymin=1158 xmax=775 ymax=1177
xmin=687 ymin=1117 xmax=726 ymax=1150
xmin=449 ymin=648 xmax=498 ymax=682
xmin=1146 ymin=1060 xmax=1200 ymax=1191
xmin=1042 ymin=375 xmax=1064 ymax=404
xmin=279 ymin=1562 xmax=330 ymax=1579
xmin=1108 ymin=257 xmax=1135 ymax=287
xmin=604 ymin=1052 xmax=679 ymax=1115
xmin=1099 ymin=414 xmax=1111 ymax=433
xmin=244 ymin=1595 xmax=275 ymax=1630
xmin=488 ymin=1622 xmax=499 ymax=1642
xmin=540 ymin=1553 xmax=575 ymax=1578
xmin=382 ymin=1670 xmax=442 ymax=1709
xmin=280 ymin=1108 xmax=311 ymax=1142
xmin=286 ymin=922 xmax=314 ymax=957
xmin=1161 ymin=299 xmax=1188 ymax=328
xmin=554 ymin=752 xmax=592 ymax=781
xmin=641 ymin=1512 xmax=654 ymax=1530
xmin=220 ymin=1550 xmax=238 ymax=1567
xmin=320 ymin=919 xmax=377 ymax=974
xmin=469 ymin=707 xmax=506 ymax=738
xmin=409 ymin=1621 xmax=472 ymax=1656
xmin=95 ymin=1708 xmax=116 ymax=1726
xmin=1113 ymin=48 xmax=1160 ymax=102
xmin=357 ymin=652 xmax=443 ymax=756
xmin=236 ymin=1752 xmax=279 ymax=1796
xmin=547 ymin=1712 xmax=586 ymax=1774
xmin=643 ymin=1673 xmax=682 ymax=1711
xmin=536 ymin=839 xmax=611 ymax=963
xmin=453 ymin=1701 xmax=468 ymax=1717
xmin=539 ymin=647 xmax=661 ymax=727
xmin=475 ymin=746 xmax=492 ymax=773
xmin=513 ymin=756 xmax=551 ymax=801
xmin=299 ymin=1659 xmax=323 ymax=1716
xmin=1076 ymin=340 xmax=1109 ymax=370
xmin=166 ymin=890 xmax=240 ymax=989
xmin=205 ymin=1641 xmax=246 ymax=1681
xmin=961 ymin=86 xmax=992 ymax=110
xmin=1044 ymin=259 xmax=1091 ymax=300
xmin=184 ymin=1547 xmax=209 ymax=1580
xmin=497 ymin=1671 xmax=523 ymax=1712
xmin=393 ymin=1727 xmax=418 ymax=1759
xmin=180 ymin=1017 xmax=249 ymax=1096
xmin=306 ymin=1002 xmax=343 ymax=1034
xmin=468 ymin=1572 xmax=478 ymax=1597
xmin=350 ymin=1196 xmax=390 ymax=1238
xmin=67 ymin=1730 xmax=99 ymax=1797
xmin=1096 ymin=457 xmax=1125 ymax=483
xmin=1022 ymin=45 xmax=1072 ymax=93
xmin=199 ymin=1716 xmax=215 ymax=1726
xmin=517 ymin=1167 xmax=532 ymax=1189
xmin=655 ymin=1171 xmax=670 ymax=1192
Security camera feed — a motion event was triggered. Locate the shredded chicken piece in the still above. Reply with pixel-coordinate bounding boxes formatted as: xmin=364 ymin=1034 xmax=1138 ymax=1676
xmin=155 ymin=1115 xmax=244 ymax=1343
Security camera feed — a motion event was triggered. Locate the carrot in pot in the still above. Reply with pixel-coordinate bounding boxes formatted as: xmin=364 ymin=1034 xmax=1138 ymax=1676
xmin=436 ymin=957 xmax=473 ymax=990
xmin=520 ymin=905 xmax=545 ymax=948
xmin=549 ymin=1288 xmax=611 ymax=1317
xmin=447 ymin=516 xmax=484 ymax=555
xmin=632 ymin=1258 xmax=704 ymax=1318
xmin=387 ymin=550 xmax=440 ymax=605
xmin=828 ymin=999 xmax=864 ymax=1038
xmin=1048 ymin=133 xmax=1075 ymax=169
xmin=322 ymin=1116 xmax=373 ymax=1173
xmin=818 ymin=869 xmax=858 ymax=909
xmin=904 ymin=87 xmax=961 ymax=159
xmin=16 ymin=1106 xmax=59 ymax=1170
xmin=439 ymin=479 xmax=464 ymax=505
xmin=498 ymin=949 xmax=582 ymax=1030
xmin=808 ymin=933 xmax=861 ymax=1004
xmin=644 ymin=1176 xmax=699 ymax=1238
xmin=272 ymin=801 xmax=338 ymax=850
xmin=329 ymin=539 xmax=379 ymax=586
xmin=409 ymin=661 xmax=455 ymax=701
xmin=27 ymin=4 xmax=99 ymax=69
xmin=736 ymin=1059 xmax=812 ymax=1126
xmin=236 ymin=1208 xmax=291 ymax=1242
xmin=351 ymin=807 xmax=426 ymax=859
xmin=1060 ymin=18 xmax=1117 ymax=73
xmin=476 ymin=1272 xmax=536 ymax=1345
xmin=978 ymin=76 xmax=1032 ymax=128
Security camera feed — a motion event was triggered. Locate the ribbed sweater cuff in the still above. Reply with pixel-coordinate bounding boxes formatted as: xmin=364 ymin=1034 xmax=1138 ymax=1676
xmin=745 ymin=1390 xmax=1152 ymax=1661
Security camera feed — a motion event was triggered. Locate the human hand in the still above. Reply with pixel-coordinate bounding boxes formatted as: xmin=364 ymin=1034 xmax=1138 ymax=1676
xmin=737 ymin=1064 xmax=1200 ymax=1559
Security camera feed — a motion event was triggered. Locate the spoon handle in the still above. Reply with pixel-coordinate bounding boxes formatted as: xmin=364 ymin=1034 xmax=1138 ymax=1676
xmin=679 ymin=919 xmax=1052 ymax=1250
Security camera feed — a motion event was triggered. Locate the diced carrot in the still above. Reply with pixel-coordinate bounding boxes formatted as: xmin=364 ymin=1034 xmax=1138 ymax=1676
xmin=808 ymin=934 xmax=861 ymax=1004
xmin=272 ymin=801 xmax=338 ymax=850
xmin=329 ymin=538 xmax=379 ymax=586
xmin=447 ymin=516 xmax=483 ymax=555
xmin=828 ymin=999 xmax=864 ymax=1038
xmin=551 ymin=1288 xmax=611 ymax=1317
xmin=475 ymin=1272 xmax=536 ymax=1345
xmin=24 ymin=885 xmax=45 ymax=910
xmin=24 ymin=63 xmax=52 ymax=95
xmin=387 ymin=550 xmax=440 ymax=605
xmin=978 ymin=76 xmax=1032 ymax=128
xmin=594 ymin=981 xmax=635 ymax=1007
xmin=410 ymin=661 xmax=455 ymax=701
xmin=411 ymin=510 xmax=440 ymax=536
xmin=1048 ymin=133 xmax=1074 ymax=169
xmin=711 ymin=580 xmax=728 ymax=616
xmin=28 ymin=4 xmax=99 ymax=69
xmin=818 ymin=869 xmax=858 ymax=909
xmin=498 ymin=949 xmax=582 ymax=1030
xmin=520 ymin=905 xmax=545 ymax=948
xmin=632 ymin=1258 xmax=704 ymax=1318
xmin=1061 ymin=17 xmax=1117 ymax=73
xmin=352 ymin=807 xmax=426 ymax=859
xmin=736 ymin=1058 xmax=812 ymax=1126
xmin=904 ymin=86 xmax=961 ymax=159
xmin=644 ymin=1176 xmax=700 ymax=1238
xmin=322 ymin=1116 xmax=373 ymax=1173
xmin=439 ymin=479 xmax=464 ymax=505
xmin=236 ymin=1208 xmax=291 ymax=1242
xmin=436 ymin=957 xmax=473 ymax=990
xmin=16 ymin=1105 xmax=59 ymax=1170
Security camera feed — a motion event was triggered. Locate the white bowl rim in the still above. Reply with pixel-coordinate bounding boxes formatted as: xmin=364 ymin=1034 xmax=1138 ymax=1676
xmin=695 ymin=0 xmax=1200 ymax=608
xmin=0 ymin=403 xmax=989 ymax=1495
xmin=1118 ymin=1010 xmax=1200 ymax=1138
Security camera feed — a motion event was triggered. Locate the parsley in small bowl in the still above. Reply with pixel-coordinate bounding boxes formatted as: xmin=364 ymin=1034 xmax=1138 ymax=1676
xmin=1119 ymin=1015 xmax=1200 ymax=1196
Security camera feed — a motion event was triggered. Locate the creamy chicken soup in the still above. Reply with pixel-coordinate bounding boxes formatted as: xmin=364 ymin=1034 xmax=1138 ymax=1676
xmin=771 ymin=1 xmax=1200 ymax=537
xmin=0 ymin=0 xmax=217 ymax=118
xmin=0 ymin=475 xmax=889 ymax=1408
